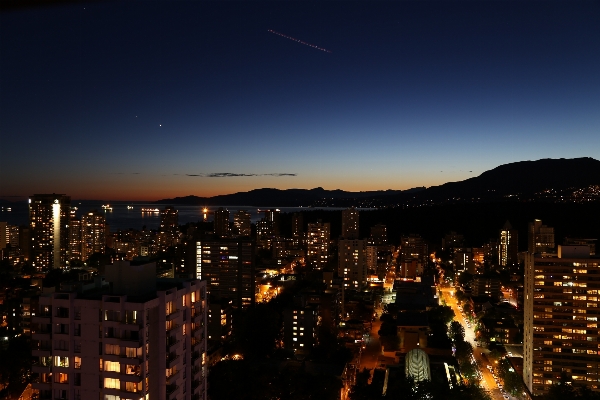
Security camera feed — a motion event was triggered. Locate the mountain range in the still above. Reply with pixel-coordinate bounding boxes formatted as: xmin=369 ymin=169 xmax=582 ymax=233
xmin=156 ymin=157 xmax=600 ymax=207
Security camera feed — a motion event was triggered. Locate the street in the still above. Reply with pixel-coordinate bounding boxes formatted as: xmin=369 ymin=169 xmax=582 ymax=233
xmin=440 ymin=286 xmax=514 ymax=400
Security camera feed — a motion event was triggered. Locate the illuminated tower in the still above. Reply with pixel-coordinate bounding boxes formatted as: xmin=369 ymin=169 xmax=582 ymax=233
xmin=69 ymin=213 xmax=82 ymax=261
xmin=524 ymin=246 xmax=599 ymax=396
xmin=338 ymin=238 xmax=368 ymax=289
xmin=158 ymin=206 xmax=179 ymax=249
xmin=307 ymin=220 xmax=330 ymax=270
xmin=499 ymin=220 xmax=519 ymax=267
xmin=341 ymin=207 xmax=359 ymax=239
xmin=29 ymin=194 xmax=71 ymax=270
xmin=81 ymin=210 xmax=107 ymax=260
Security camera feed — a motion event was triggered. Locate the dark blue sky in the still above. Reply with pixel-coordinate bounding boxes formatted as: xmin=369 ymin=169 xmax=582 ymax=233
xmin=1 ymin=1 xmax=599 ymax=200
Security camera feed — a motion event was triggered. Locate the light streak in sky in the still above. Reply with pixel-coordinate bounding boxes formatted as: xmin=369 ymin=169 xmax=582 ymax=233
xmin=268 ymin=29 xmax=332 ymax=53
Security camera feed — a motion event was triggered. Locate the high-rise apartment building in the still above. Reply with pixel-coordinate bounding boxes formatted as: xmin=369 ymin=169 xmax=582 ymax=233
xmin=499 ymin=221 xmax=519 ymax=267
xmin=81 ymin=211 xmax=107 ymax=260
xmin=471 ymin=276 xmax=501 ymax=299
xmin=524 ymin=246 xmax=600 ymax=396
xmin=341 ymin=207 xmax=359 ymax=239
xmin=528 ymin=219 xmax=555 ymax=254
xmin=68 ymin=211 xmax=107 ymax=262
xmin=233 ymin=211 xmax=251 ymax=237
xmin=262 ymin=209 xmax=280 ymax=237
xmin=338 ymin=239 xmax=368 ymax=289
xmin=213 ymin=208 xmax=230 ymax=238
xmin=0 ymin=221 xmax=7 ymax=250
xmin=160 ymin=207 xmax=179 ymax=234
xmin=400 ymin=234 xmax=428 ymax=267
xmin=366 ymin=245 xmax=378 ymax=272
xmin=31 ymin=262 xmax=208 ymax=400
xmin=292 ymin=213 xmax=304 ymax=237
xmin=307 ymin=220 xmax=330 ymax=270
xmin=29 ymin=194 xmax=71 ymax=270
xmin=442 ymin=231 xmax=464 ymax=254
xmin=564 ymin=238 xmax=597 ymax=256
xmin=158 ymin=207 xmax=179 ymax=250
xmin=283 ymin=306 xmax=318 ymax=350
xmin=68 ymin=215 xmax=82 ymax=261
xmin=195 ymin=236 xmax=255 ymax=308
xmin=292 ymin=213 xmax=305 ymax=247
xmin=369 ymin=224 xmax=387 ymax=247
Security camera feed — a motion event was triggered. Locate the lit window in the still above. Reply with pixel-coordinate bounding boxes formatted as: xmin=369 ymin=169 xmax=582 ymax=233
xmin=104 ymin=378 xmax=120 ymax=389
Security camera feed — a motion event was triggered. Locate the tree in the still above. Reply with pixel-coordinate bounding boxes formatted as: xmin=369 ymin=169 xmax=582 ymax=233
xmin=449 ymin=321 xmax=465 ymax=343
xmin=462 ymin=302 xmax=473 ymax=319
xmin=458 ymin=361 xmax=479 ymax=384
xmin=232 ymin=303 xmax=281 ymax=359
xmin=447 ymin=383 xmax=493 ymax=400
xmin=427 ymin=305 xmax=455 ymax=326
xmin=349 ymin=369 xmax=383 ymax=400
xmin=455 ymin=340 xmax=473 ymax=364
xmin=503 ymin=371 xmax=524 ymax=397
xmin=455 ymin=288 xmax=467 ymax=304
xmin=543 ymin=373 xmax=577 ymax=400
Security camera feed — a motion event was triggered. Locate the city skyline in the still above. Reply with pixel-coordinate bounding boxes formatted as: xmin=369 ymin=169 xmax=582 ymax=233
xmin=1 ymin=1 xmax=600 ymax=200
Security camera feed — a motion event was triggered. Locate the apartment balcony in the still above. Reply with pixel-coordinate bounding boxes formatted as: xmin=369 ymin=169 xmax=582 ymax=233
xmin=52 ymin=332 xmax=70 ymax=342
xmin=32 ymin=332 xmax=51 ymax=341
xmin=119 ymin=354 xmax=142 ymax=364
xmin=120 ymin=337 xmax=141 ymax=347
xmin=192 ymin=311 xmax=204 ymax=324
xmin=192 ymin=379 xmax=201 ymax=390
xmin=53 ymin=316 xmax=70 ymax=326
xmin=32 ymin=363 xmax=51 ymax=374
xmin=31 ymin=380 xmax=51 ymax=391
xmin=32 ymin=316 xmax=51 ymax=325
xmin=166 ymin=369 xmax=180 ymax=385
xmin=166 ymin=354 xmax=180 ymax=369
xmin=167 ymin=338 xmax=181 ymax=352
xmin=32 ymin=348 xmax=51 ymax=357
xmin=119 ymin=373 xmax=143 ymax=384
xmin=167 ymin=309 xmax=181 ymax=321
xmin=103 ymin=388 xmax=142 ymax=398
xmin=35 ymin=390 xmax=52 ymax=400
xmin=166 ymin=383 xmax=180 ymax=399
xmin=103 ymin=336 xmax=121 ymax=346
xmin=192 ymin=327 xmax=204 ymax=340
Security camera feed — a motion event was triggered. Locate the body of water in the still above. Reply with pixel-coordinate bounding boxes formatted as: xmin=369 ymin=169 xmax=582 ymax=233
xmin=0 ymin=202 xmax=357 ymax=232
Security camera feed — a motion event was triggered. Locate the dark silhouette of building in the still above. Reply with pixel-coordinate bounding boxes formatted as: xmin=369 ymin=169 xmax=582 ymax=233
xmin=195 ymin=236 xmax=255 ymax=308
xmin=341 ymin=207 xmax=359 ymax=239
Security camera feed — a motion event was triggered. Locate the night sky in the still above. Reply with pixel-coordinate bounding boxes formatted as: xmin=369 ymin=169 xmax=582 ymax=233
xmin=1 ymin=1 xmax=599 ymax=201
